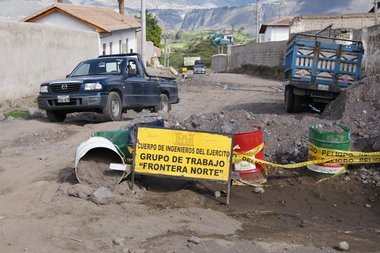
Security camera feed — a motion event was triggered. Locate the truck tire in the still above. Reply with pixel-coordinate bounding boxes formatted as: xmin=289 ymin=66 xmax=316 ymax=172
xmin=103 ymin=92 xmax=122 ymax=121
xmin=154 ymin=94 xmax=171 ymax=113
xmin=285 ymin=86 xmax=295 ymax=113
xmin=46 ymin=110 xmax=66 ymax=122
xmin=285 ymin=86 xmax=301 ymax=113
xmin=293 ymin=94 xmax=301 ymax=112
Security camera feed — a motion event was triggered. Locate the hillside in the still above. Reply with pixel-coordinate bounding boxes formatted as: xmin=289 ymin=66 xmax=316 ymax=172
xmin=0 ymin=0 xmax=373 ymax=34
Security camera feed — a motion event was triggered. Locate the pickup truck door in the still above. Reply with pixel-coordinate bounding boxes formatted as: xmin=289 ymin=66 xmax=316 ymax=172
xmin=123 ymin=76 xmax=160 ymax=107
xmin=122 ymin=59 xmax=160 ymax=107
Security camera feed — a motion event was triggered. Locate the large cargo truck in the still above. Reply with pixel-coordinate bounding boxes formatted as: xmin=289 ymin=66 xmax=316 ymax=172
xmin=283 ymin=33 xmax=364 ymax=113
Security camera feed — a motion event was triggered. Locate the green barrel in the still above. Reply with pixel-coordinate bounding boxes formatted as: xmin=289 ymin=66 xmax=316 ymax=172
xmin=309 ymin=124 xmax=351 ymax=150
xmin=92 ymin=129 xmax=131 ymax=157
xmin=308 ymin=123 xmax=351 ymax=174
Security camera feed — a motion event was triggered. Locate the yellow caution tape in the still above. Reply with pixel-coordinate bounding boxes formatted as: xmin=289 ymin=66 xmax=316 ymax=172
xmin=233 ymin=142 xmax=380 ymax=169
xmin=233 ymin=143 xmax=336 ymax=169
xmin=315 ymin=168 xmax=346 ymax=184
xmin=308 ymin=143 xmax=380 ymax=164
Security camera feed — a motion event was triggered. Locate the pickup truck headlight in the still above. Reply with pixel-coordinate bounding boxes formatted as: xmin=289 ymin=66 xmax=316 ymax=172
xmin=40 ymin=85 xmax=48 ymax=93
xmin=84 ymin=83 xmax=102 ymax=91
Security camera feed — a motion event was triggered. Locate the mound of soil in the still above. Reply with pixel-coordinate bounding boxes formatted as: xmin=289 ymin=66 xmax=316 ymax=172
xmin=322 ymin=75 xmax=380 ymax=151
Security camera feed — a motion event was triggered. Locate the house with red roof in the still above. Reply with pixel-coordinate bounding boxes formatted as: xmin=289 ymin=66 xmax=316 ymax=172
xmin=23 ymin=3 xmax=141 ymax=56
xmin=259 ymin=16 xmax=293 ymax=42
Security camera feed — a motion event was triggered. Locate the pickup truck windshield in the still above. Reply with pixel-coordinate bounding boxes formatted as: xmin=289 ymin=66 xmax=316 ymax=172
xmin=71 ymin=58 xmax=124 ymax=77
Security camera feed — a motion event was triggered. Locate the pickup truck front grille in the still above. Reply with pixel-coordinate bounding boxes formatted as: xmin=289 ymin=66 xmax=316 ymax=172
xmin=51 ymin=83 xmax=81 ymax=93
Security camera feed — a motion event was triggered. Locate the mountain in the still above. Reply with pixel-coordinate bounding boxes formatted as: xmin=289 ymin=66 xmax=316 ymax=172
xmin=180 ymin=5 xmax=256 ymax=32
xmin=0 ymin=0 xmax=374 ymax=34
xmin=156 ymin=0 xmax=373 ymax=34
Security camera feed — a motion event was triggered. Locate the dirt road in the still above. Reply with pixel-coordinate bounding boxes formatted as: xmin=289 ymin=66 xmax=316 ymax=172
xmin=0 ymin=73 xmax=379 ymax=253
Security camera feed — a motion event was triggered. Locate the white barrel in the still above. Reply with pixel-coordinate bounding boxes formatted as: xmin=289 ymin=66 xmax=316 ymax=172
xmin=75 ymin=137 xmax=125 ymax=186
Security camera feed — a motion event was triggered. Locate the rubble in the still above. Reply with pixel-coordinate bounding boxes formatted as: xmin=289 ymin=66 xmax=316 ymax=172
xmin=67 ymin=184 xmax=93 ymax=199
xmin=337 ymin=241 xmax=349 ymax=251
xmin=90 ymin=187 xmax=114 ymax=205
xmin=188 ymin=236 xmax=201 ymax=244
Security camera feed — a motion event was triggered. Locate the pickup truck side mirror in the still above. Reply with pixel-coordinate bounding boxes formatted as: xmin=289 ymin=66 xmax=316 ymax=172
xmin=66 ymin=74 xmax=70 ymax=78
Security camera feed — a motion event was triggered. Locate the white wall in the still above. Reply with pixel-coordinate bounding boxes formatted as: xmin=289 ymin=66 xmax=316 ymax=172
xmin=100 ymin=29 xmax=137 ymax=55
xmin=0 ymin=21 xmax=99 ymax=102
xmin=33 ymin=12 xmax=94 ymax=32
xmin=32 ymin=12 xmax=138 ymax=56
xmin=264 ymin=26 xmax=289 ymax=42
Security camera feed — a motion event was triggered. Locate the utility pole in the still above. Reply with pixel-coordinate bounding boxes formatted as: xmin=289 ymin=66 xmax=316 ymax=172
xmin=256 ymin=0 xmax=260 ymax=43
xmin=141 ymin=0 xmax=146 ymax=66
xmin=375 ymin=0 xmax=378 ymax=25
xmin=167 ymin=45 xmax=171 ymax=68
xmin=163 ymin=37 xmax=167 ymax=68
xmin=118 ymin=0 xmax=125 ymax=15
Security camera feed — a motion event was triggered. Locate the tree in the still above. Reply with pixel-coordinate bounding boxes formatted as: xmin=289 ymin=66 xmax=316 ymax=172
xmin=146 ymin=11 xmax=162 ymax=48
xmin=134 ymin=10 xmax=162 ymax=48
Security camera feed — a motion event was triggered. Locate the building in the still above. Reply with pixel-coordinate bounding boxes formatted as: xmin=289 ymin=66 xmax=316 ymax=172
xmin=289 ymin=13 xmax=376 ymax=37
xmin=23 ymin=3 xmax=140 ymax=56
xmin=259 ymin=16 xmax=293 ymax=42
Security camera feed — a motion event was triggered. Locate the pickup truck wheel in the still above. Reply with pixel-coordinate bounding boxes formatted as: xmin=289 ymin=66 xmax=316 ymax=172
xmin=46 ymin=110 xmax=66 ymax=122
xmin=154 ymin=94 xmax=171 ymax=113
xmin=103 ymin=92 xmax=122 ymax=121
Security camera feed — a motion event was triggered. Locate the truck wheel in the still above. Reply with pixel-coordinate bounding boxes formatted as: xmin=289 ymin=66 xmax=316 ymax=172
xmin=293 ymin=94 xmax=302 ymax=112
xmin=103 ymin=92 xmax=122 ymax=121
xmin=285 ymin=86 xmax=301 ymax=113
xmin=285 ymin=86 xmax=295 ymax=113
xmin=46 ymin=110 xmax=66 ymax=122
xmin=154 ymin=94 xmax=171 ymax=113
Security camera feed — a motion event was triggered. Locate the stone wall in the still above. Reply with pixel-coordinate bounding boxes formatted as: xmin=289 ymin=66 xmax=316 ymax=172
xmin=0 ymin=21 xmax=99 ymax=102
xmin=211 ymin=41 xmax=287 ymax=72
xmin=363 ymin=24 xmax=380 ymax=76
xmin=211 ymin=54 xmax=228 ymax=73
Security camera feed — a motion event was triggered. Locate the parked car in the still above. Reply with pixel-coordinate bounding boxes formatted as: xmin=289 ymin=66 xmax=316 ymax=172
xmin=193 ymin=60 xmax=206 ymax=74
xmin=37 ymin=53 xmax=179 ymax=122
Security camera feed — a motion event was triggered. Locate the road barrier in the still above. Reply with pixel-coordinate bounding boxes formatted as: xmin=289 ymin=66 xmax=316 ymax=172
xmin=307 ymin=124 xmax=351 ymax=174
xmin=233 ymin=127 xmax=266 ymax=184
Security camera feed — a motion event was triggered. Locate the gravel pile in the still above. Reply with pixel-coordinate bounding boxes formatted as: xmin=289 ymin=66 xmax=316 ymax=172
xmin=165 ymin=111 xmax=319 ymax=164
xmin=322 ymin=75 xmax=380 ymax=152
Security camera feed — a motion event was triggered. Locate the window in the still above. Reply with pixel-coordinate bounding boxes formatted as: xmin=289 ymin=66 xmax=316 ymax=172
xmin=109 ymin=42 xmax=113 ymax=54
xmin=72 ymin=63 xmax=90 ymax=76
xmin=127 ymin=60 xmax=139 ymax=76
xmin=119 ymin=40 xmax=122 ymax=54
xmin=102 ymin=43 xmax=106 ymax=55
xmin=71 ymin=58 xmax=123 ymax=77
xmin=126 ymin=38 xmax=129 ymax=53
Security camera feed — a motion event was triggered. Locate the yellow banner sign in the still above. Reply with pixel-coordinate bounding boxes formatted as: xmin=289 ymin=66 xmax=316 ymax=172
xmin=134 ymin=127 xmax=233 ymax=181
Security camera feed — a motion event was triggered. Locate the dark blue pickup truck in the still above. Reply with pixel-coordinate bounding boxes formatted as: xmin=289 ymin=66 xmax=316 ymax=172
xmin=38 ymin=53 xmax=179 ymax=122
